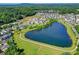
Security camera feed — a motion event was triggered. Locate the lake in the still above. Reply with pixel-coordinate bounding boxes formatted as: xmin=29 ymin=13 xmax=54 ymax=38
xmin=25 ymin=22 xmax=72 ymax=47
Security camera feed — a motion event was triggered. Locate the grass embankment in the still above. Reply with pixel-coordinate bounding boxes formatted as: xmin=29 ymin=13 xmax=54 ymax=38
xmin=13 ymin=17 xmax=77 ymax=54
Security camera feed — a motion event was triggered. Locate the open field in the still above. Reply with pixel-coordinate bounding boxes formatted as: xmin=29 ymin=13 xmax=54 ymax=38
xmin=13 ymin=16 xmax=77 ymax=55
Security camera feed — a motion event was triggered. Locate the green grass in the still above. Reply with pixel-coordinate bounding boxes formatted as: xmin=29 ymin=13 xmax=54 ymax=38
xmin=13 ymin=18 xmax=77 ymax=55
xmin=13 ymin=29 xmax=63 ymax=54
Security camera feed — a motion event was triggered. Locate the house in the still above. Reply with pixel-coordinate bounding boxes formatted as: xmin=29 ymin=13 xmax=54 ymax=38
xmin=63 ymin=13 xmax=76 ymax=25
xmin=76 ymin=14 xmax=79 ymax=24
xmin=1 ymin=43 xmax=9 ymax=51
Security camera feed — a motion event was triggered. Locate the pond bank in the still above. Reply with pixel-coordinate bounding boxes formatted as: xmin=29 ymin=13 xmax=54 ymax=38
xmin=13 ymin=18 xmax=77 ymax=54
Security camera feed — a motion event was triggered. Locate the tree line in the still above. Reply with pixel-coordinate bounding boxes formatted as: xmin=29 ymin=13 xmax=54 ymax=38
xmin=0 ymin=6 xmax=79 ymax=25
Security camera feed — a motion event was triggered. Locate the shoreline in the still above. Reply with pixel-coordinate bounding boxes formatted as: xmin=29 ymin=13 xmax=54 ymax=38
xmin=13 ymin=18 xmax=77 ymax=54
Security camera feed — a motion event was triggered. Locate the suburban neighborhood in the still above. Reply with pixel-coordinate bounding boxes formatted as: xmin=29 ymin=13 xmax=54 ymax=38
xmin=0 ymin=3 xmax=79 ymax=55
xmin=0 ymin=10 xmax=79 ymax=54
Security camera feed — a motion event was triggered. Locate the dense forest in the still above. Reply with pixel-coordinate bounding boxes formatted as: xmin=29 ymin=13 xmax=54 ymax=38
xmin=0 ymin=7 xmax=36 ymax=25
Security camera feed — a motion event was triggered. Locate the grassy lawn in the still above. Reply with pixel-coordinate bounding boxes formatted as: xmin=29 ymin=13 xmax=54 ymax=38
xmin=13 ymin=17 xmax=77 ymax=55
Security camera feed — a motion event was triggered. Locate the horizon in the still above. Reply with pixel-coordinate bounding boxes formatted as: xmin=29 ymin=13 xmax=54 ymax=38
xmin=1 ymin=3 xmax=79 ymax=4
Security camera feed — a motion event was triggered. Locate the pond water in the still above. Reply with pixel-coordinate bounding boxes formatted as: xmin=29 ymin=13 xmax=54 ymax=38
xmin=25 ymin=22 xmax=72 ymax=47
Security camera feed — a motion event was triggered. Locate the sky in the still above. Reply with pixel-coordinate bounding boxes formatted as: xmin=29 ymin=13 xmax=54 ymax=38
xmin=0 ymin=0 xmax=79 ymax=3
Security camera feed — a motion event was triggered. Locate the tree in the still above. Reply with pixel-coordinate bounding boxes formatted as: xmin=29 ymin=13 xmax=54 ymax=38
xmin=5 ymin=37 xmax=25 ymax=55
